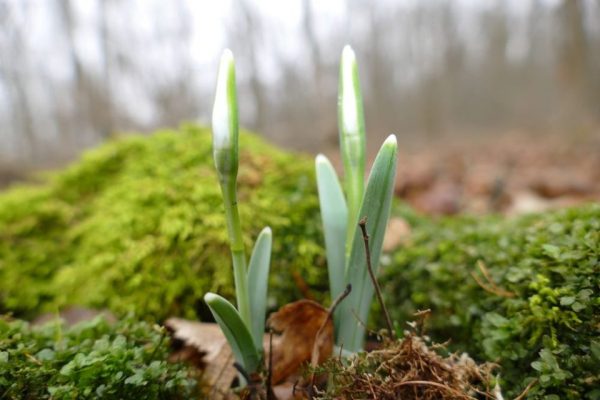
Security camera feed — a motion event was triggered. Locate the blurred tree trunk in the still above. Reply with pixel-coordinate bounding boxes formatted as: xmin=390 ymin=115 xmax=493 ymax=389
xmin=97 ymin=0 xmax=115 ymax=139
xmin=301 ymin=0 xmax=327 ymax=146
xmin=558 ymin=0 xmax=592 ymax=118
xmin=57 ymin=0 xmax=85 ymax=150
xmin=236 ymin=0 xmax=268 ymax=131
xmin=0 ymin=1 xmax=36 ymax=162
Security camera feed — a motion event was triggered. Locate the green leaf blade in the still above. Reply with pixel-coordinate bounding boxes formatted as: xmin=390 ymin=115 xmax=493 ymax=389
xmin=246 ymin=227 xmax=272 ymax=353
xmin=338 ymin=45 xmax=366 ymax=254
xmin=204 ymin=293 xmax=260 ymax=373
xmin=336 ymin=135 xmax=398 ymax=352
xmin=316 ymin=155 xmax=348 ymax=328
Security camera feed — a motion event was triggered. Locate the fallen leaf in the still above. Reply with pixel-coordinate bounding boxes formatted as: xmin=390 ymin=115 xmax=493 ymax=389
xmin=165 ymin=318 xmax=238 ymax=399
xmin=272 ymin=382 xmax=305 ymax=400
xmin=267 ymin=300 xmax=334 ymax=386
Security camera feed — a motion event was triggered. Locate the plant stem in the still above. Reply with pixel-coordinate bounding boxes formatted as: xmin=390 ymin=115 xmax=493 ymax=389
xmin=345 ymin=160 xmax=364 ymax=256
xmin=220 ymin=179 xmax=252 ymax=329
xmin=358 ymin=216 xmax=395 ymax=339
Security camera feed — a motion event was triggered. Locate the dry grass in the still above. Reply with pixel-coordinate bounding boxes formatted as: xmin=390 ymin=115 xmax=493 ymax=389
xmin=314 ymin=312 xmax=498 ymax=400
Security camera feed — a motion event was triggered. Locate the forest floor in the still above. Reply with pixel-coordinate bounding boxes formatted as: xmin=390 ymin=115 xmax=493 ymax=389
xmin=326 ymin=130 xmax=600 ymax=216
xmin=4 ymin=130 xmax=600 ymax=216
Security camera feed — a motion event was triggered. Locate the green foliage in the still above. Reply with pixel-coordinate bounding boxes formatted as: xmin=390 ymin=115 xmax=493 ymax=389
xmin=382 ymin=204 xmax=600 ymax=398
xmin=335 ymin=136 xmax=398 ymax=351
xmin=0 ymin=124 xmax=325 ymax=320
xmin=0 ymin=315 xmax=197 ymax=399
xmin=204 ymin=293 xmax=260 ymax=374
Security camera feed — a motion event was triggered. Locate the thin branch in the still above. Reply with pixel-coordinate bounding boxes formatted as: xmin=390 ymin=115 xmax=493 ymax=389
xmin=266 ymin=330 xmax=277 ymax=400
xmin=478 ymin=260 xmax=515 ymax=297
xmin=25 ymin=353 xmax=42 ymax=366
xmin=513 ymin=378 xmax=538 ymax=400
xmin=392 ymin=380 xmax=475 ymax=400
xmin=359 ymin=216 xmax=395 ymax=339
xmin=471 ymin=266 xmax=515 ymax=298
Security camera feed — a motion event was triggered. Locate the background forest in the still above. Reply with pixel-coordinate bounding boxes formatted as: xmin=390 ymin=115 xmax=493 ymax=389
xmin=1 ymin=0 xmax=599 ymax=180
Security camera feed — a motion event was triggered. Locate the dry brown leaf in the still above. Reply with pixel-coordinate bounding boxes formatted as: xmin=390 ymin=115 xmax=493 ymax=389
xmin=267 ymin=300 xmax=334 ymax=386
xmin=165 ymin=318 xmax=238 ymax=400
xmin=271 ymin=382 xmax=305 ymax=400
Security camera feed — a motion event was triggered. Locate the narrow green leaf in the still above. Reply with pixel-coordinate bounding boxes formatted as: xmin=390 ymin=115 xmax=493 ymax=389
xmin=204 ymin=293 xmax=260 ymax=374
xmin=335 ymin=135 xmax=398 ymax=352
xmin=247 ymin=227 xmax=272 ymax=353
xmin=338 ymin=45 xmax=366 ymax=255
xmin=316 ymin=154 xmax=348 ymax=313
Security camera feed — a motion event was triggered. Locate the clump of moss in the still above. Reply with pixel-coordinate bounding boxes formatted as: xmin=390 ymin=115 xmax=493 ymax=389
xmin=382 ymin=204 xmax=600 ymax=399
xmin=0 ymin=124 xmax=326 ymax=321
xmin=0 ymin=315 xmax=198 ymax=399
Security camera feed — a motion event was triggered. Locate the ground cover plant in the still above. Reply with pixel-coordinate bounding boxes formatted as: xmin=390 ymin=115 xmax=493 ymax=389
xmin=0 ymin=315 xmax=198 ymax=399
xmin=382 ymin=203 xmax=600 ymax=399
xmin=0 ymin=124 xmax=326 ymax=321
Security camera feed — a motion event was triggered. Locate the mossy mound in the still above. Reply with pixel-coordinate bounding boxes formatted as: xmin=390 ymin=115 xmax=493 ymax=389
xmin=0 ymin=315 xmax=198 ymax=399
xmin=0 ymin=125 xmax=326 ymax=321
xmin=383 ymin=204 xmax=600 ymax=399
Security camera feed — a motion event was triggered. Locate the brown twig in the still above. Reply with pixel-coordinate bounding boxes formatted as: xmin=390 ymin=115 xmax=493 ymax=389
xmin=513 ymin=378 xmax=538 ymax=400
xmin=266 ymin=330 xmax=276 ymax=400
xmin=359 ymin=216 xmax=395 ymax=339
xmin=309 ymin=284 xmax=352 ymax=397
xmin=478 ymin=260 xmax=515 ymax=297
xmin=350 ymin=308 xmax=377 ymax=336
xmin=393 ymin=380 xmax=475 ymax=400
xmin=471 ymin=268 xmax=515 ymax=298
xmin=25 ymin=353 xmax=42 ymax=366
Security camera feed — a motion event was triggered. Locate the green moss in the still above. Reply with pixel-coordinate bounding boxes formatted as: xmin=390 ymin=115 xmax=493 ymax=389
xmin=0 ymin=124 xmax=326 ymax=321
xmin=382 ymin=204 xmax=600 ymax=399
xmin=0 ymin=315 xmax=198 ymax=399
xmin=3 ymin=123 xmax=598 ymax=397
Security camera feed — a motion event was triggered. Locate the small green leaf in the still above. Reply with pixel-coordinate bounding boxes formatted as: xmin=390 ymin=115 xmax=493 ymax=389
xmin=204 ymin=292 xmax=260 ymax=373
xmin=531 ymin=361 xmax=543 ymax=372
xmin=559 ymin=296 xmax=575 ymax=306
xmin=577 ymin=289 xmax=593 ymax=300
xmin=124 ymin=373 xmax=145 ymax=385
xmin=486 ymin=312 xmax=509 ymax=327
xmin=542 ymin=244 xmax=560 ymax=258
xmin=591 ymin=341 xmax=600 ymax=360
xmin=36 ymin=349 xmax=56 ymax=362
xmin=247 ymin=227 xmax=272 ymax=353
